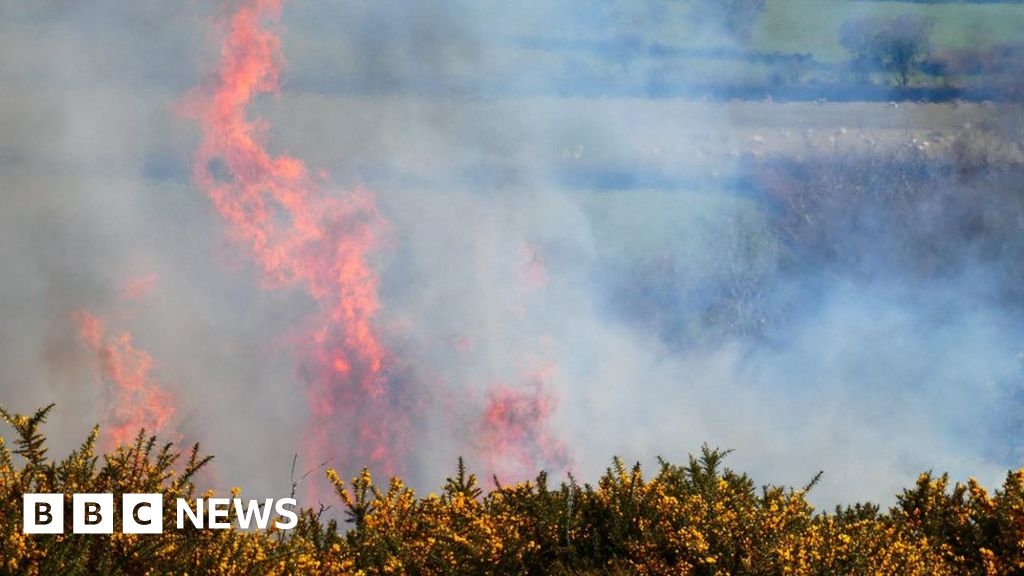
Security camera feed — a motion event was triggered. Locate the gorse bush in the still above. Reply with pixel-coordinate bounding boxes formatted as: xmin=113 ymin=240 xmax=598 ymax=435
xmin=3 ymin=405 xmax=1024 ymax=575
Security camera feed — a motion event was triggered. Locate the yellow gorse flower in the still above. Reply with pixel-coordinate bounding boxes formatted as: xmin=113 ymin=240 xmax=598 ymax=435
xmin=4 ymin=407 xmax=1024 ymax=575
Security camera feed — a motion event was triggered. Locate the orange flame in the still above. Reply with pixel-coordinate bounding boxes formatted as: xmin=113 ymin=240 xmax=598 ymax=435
xmin=478 ymin=241 xmax=568 ymax=481
xmin=480 ymin=369 xmax=568 ymax=483
xmin=120 ymin=273 xmax=157 ymax=301
xmin=519 ymin=242 xmax=548 ymax=290
xmin=75 ymin=310 xmax=175 ymax=449
xmin=189 ymin=0 xmax=405 ymax=482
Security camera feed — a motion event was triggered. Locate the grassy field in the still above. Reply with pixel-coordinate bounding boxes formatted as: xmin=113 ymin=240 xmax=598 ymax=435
xmin=754 ymin=0 xmax=1024 ymax=61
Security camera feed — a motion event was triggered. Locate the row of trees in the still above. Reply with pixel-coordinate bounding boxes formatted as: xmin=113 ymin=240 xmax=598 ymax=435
xmin=680 ymin=0 xmax=1023 ymax=96
xmin=5 ymin=404 xmax=1024 ymax=575
xmin=840 ymin=14 xmax=1024 ymax=93
xmin=679 ymin=0 xmax=932 ymax=82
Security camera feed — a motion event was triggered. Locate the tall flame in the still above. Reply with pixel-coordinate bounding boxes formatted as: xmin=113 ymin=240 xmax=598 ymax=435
xmin=477 ymin=246 xmax=568 ymax=482
xmin=189 ymin=0 xmax=405 ymax=482
xmin=76 ymin=308 xmax=175 ymax=449
xmin=479 ymin=365 xmax=568 ymax=483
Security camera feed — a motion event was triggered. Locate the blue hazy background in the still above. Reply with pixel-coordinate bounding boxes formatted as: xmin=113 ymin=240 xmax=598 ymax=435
xmin=1 ymin=0 xmax=1023 ymax=507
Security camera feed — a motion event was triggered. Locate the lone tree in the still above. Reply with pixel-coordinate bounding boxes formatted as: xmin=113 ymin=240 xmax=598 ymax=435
xmin=840 ymin=14 xmax=933 ymax=86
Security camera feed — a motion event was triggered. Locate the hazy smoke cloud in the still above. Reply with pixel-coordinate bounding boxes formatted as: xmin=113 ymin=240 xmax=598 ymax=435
xmin=1 ymin=0 xmax=1022 ymax=509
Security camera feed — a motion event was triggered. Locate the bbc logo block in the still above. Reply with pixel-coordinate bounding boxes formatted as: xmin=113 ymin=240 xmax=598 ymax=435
xmin=22 ymin=494 xmax=63 ymax=534
xmin=72 ymin=493 xmax=113 ymax=534
xmin=23 ymin=493 xmax=163 ymax=534
xmin=123 ymin=494 xmax=164 ymax=534
xmin=22 ymin=493 xmax=297 ymax=533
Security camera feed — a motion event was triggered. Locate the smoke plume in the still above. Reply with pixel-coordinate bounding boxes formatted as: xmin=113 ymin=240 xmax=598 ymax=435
xmin=0 ymin=0 xmax=1022 ymax=509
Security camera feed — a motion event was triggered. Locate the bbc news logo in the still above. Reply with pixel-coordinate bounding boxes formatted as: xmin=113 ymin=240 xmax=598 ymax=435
xmin=23 ymin=494 xmax=298 ymax=534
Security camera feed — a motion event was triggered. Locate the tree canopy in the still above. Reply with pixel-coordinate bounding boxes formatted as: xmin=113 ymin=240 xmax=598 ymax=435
xmin=840 ymin=14 xmax=934 ymax=86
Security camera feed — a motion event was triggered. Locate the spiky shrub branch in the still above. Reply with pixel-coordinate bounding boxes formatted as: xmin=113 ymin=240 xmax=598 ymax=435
xmin=4 ymin=406 xmax=1024 ymax=575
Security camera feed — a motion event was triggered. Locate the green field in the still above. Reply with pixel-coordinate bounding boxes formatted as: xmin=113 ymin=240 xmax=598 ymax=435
xmin=754 ymin=0 xmax=1024 ymax=61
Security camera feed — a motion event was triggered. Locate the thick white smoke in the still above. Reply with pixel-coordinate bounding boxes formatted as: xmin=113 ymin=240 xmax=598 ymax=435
xmin=1 ymin=0 xmax=1021 ymax=509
